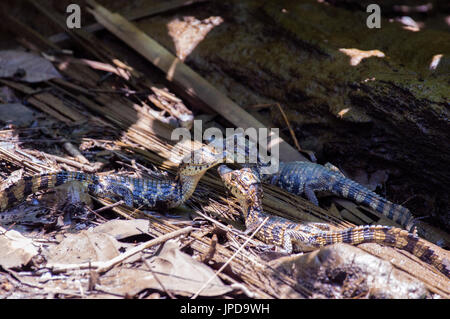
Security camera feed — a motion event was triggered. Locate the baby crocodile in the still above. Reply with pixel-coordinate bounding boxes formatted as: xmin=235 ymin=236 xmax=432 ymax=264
xmin=218 ymin=165 xmax=449 ymax=278
xmin=258 ymin=161 xmax=415 ymax=231
xmin=0 ymin=144 xmax=229 ymax=212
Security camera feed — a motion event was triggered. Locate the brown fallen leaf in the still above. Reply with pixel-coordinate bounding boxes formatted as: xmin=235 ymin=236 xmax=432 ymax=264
xmin=0 ymin=226 xmax=39 ymax=268
xmin=92 ymin=219 xmax=150 ymax=240
xmin=101 ymin=240 xmax=232 ymax=297
xmin=44 ymin=230 xmax=125 ymax=265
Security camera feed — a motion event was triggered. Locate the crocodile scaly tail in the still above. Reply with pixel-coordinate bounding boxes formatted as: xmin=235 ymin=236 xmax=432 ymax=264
xmin=331 ymin=177 xmax=415 ymax=231
xmin=310 ymin=225 xmax=449 ymax=278
xmin=0 ymin=171 xmax=99 ymax=211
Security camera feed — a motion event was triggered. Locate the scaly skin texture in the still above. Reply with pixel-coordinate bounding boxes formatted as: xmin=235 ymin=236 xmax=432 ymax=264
xmin=0 ymin=144 xmax=229 ymax=212
xmin=218 ymin=165 xmax=449 ymax=278
xmin=259 ymin=161 xmax=415 ymax=231
xmin=0 ymin=171 xmax=185 ymax=211
xmin=1 ymin=133 xmax=415 ymax=233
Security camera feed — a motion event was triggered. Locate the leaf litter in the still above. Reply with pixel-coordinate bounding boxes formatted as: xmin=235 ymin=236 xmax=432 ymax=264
xmin=0 ymin=0 xmax=448 ymax=300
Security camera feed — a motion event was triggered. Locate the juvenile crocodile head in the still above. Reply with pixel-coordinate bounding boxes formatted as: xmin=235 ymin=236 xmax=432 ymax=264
xmin=178 ymin=144 xmax=227 ymax=176
xmin=217 ymin=165 xmax=262 ymax=208
xmin=174 ymin=139 xmax=256 ymax=206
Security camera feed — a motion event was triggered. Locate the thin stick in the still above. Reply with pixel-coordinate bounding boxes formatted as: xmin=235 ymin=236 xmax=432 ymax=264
xmin=47 ymin=226 xmax=193 ymax=273
xmin=43 ymin=153 xmax=98 ymax=172
xmin=193 ymin=209 xmax=260 ymax=245
xmin=84 ymin=205 xmax=109 ymax=222
xmin=94 ymin=200 xmax=125 ymax=213
xmin=191 ymin=217 xmax=269 ymax=299
xmin=275 ymin=103 xmax=302 ymax=152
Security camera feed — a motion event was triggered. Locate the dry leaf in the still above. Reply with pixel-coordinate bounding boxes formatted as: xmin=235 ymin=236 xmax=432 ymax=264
xmin=0 ymin=50 xmax=62 ymax=82
xmin=44 ymin=230 xmax=124 ymax=265
xmin=0 ymin=226 xmax=39 ymax=268
xmin=102 ymin=240 xmax=231 ymax=297
xmin=92 ymin=219 xmax=150 ymax=240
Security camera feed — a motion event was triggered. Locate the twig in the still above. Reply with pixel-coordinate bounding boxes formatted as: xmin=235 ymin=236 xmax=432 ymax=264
xmin=0 ymin=147 xmax=49 ymax=173
xmin=94 ymin=200 xmax=125 ymax=213
xmin=46 ymin=226 xmax=193 ymax=273
xmin=39 ymin=152 xmax=99 ymax=172
xmin=202 ymin=233 xmax=217 ymax=263
xmin=192 ymin=208 xmax=260 ymax=245
xmin=63 ymin=142 xmax=90 ymax=164
xmin=84 ymin=205 xmax=109 ymax=222
xmin=275 ymin=103 xmax=302 ymax=152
